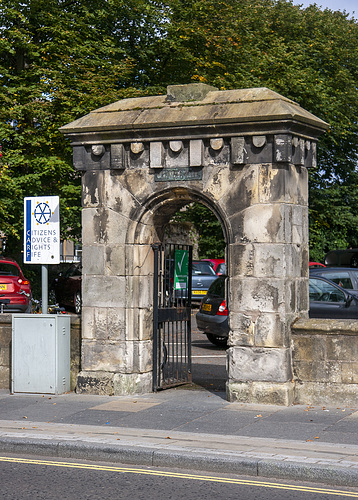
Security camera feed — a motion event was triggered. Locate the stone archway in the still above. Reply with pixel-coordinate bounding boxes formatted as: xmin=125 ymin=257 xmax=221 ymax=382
xmin=60 ymin=83 xmax=328 ymax=404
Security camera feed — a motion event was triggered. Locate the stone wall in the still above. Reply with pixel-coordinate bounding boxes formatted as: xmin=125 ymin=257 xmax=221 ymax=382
xmin=292 ymin=318 xmax=358 ymax=405
xmin=2 ymin=312 xmax=358 ymax=405
xmin=0 ymin=314 xmax=81 ymax=392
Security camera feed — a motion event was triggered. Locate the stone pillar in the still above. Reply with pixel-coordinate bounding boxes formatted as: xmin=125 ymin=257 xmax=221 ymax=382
xmin=225 ymin=137 xmax=310 ymax=405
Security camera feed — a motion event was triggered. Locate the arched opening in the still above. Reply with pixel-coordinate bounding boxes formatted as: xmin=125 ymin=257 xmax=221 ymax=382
xmin=131 ymin=187 xmax=229 ymax=392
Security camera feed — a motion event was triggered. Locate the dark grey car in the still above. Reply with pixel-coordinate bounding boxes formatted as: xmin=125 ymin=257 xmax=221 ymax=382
xmin=190 ymin=261 xmax=218 ymax=302
xmin=309 ymin=267 xmax=358 ymax=295
xmin=309 ymin=276 xmax=358 ymax=318
xmin=197 ymin=276 xmax=358 ymax=346
xmin=196 ymin=276 xmax=228 ymax=346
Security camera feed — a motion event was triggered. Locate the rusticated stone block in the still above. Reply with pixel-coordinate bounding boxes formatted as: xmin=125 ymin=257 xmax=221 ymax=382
xmin=82 ymin=244 xmax=105 ymax=275
xmin=326 ymin=336 xmax=358 ymax=361
xmin=126 ymin=275 xmax=153 ymax=309
xmin=105 ymin=170 xmax=148 ymax=216
xmin=126 ymin=308 xmax=152 ymax=341
xmin=125 ymin=244 xmax=154 ymax=277
xmin=227 ymin=381 xmax=294 ymax=406
xmin=292 ymin=335 xmax=326 ymax=361
xmin=228 ymin=243 xmax=255 ymax=277
xmin=227 ymin=346 xmax=292 ymax=383
xmin=82 ymin=171 xmax=105 ymax=207
xmin=223 ymin=165 xmax=259 ymax=215
xmin=229 ymin=204 xmax=291 ymax=245
xmin=228 ymin=311 xmax=256 ymax=346
xmin=105 ymin=244 xmax=126 ymax=276
xmin=83 ymin=275 xmax=126 ymax=308
xmin=81 ymin=339 xmax=134 ymax=373
xmin=113 ymin=372 xmax=153 ymax=395
xmin=294 ymin=382 xmax=358 ymax=406
xmin=76 ymin=370 xmax=114 ymax=395
xmin=229 ymin=277 xmax=285 ymax=315
xmin=133 ymin=340 xmax=153 ymax=372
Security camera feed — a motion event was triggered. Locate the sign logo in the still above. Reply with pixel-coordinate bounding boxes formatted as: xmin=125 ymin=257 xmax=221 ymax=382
xmin=33 ymin=202 xmax=53 ymax=225
xmin=24 ymin=196 xmax=60 ymax=264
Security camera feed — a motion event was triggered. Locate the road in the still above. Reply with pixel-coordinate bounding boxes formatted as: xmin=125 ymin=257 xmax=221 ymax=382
xmin=191 ymin=308 xmax=227 ymax=391
xmin=1 ymin=455 xmax=357 ymax=500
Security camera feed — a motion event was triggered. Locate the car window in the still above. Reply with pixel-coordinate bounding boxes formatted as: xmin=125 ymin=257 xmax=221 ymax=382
xmin=207 ymin=277 xmax=225 ymax=297
xmin=0 ymin=263 xmax=20 ymax=277
xmin=216 ymin=263 xmax=226 ymax=275
xmin=309 ymin=278 xmax=346 ymax=303
xmin=322 ymin=272 xmax=353 ymax=289
xmin=192 ymin=262 xmax=217 ymax=276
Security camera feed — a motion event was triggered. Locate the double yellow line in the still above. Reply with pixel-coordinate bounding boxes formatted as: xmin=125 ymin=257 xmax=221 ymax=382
xmin=0 ymin=456 xmax=357 ymax=497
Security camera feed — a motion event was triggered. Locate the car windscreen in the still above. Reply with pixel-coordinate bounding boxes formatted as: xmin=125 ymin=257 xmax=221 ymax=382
xmin=0 ymin=263 xmax=20 ymax=277
xmin=309 ymin=278 xmax=346 ymax=302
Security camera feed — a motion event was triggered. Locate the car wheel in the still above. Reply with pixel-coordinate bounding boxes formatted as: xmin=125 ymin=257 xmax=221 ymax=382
xmin=74 ymin=291 xmax=82 ymax=314
xmin=206 ymin=333 xmax=227 ymax=347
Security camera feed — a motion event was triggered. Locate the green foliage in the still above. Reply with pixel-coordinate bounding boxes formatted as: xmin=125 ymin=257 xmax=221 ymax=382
xmin=1 ymin=0 xmax=358 ymax=263
xmin=172 ymin=203 xmax=225 ymax=258
xmin=159 ymin=0 xmax=358 ymax=262
xmin=0 ymin=0 xmax=165 ymax=254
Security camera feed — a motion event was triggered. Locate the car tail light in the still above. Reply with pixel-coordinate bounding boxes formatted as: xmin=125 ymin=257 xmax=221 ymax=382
xmin=217 ymin=300 xmax=228 ymax=316
xmin=18 ymin=279 xmax=30 ymax=285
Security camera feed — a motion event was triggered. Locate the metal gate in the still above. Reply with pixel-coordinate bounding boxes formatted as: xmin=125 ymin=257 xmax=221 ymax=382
xmin=152 ymin=243 xmax=192 ymax=391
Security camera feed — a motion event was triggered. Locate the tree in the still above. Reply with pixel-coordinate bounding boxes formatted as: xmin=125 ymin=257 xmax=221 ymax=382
xmin=1 ymin=0 xmax=358 ymax=265
xmin=155 ymin=0 xmax=358 ymax=261
xmin=0 ymin=0 xmax=165 ymax=256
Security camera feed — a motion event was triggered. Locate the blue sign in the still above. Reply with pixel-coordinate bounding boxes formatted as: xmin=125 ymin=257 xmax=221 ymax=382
xmin=24 ymin=196 xmax=60 ymax=264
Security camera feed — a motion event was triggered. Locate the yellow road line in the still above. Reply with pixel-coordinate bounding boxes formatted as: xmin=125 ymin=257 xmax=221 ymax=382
xmin=0 ymin=456 xmax=357 ymax=497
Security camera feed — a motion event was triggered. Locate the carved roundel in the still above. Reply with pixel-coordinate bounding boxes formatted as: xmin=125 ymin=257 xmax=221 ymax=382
xmin=131 ymin=142 xmax=144 ymax=154
xmin=91 ymin=144 xmax=105 ymax=156
xmin=169 ymin=141 xmax=183 ymax=153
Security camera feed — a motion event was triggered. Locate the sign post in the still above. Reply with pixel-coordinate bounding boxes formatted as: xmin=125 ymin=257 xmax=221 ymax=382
xmin=24 ymin=196 xmax=60 ymax=313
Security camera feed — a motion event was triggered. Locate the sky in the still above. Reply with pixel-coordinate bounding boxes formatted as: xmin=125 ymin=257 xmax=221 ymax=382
xmin=293 ymin=0 xmax=356 ymax=16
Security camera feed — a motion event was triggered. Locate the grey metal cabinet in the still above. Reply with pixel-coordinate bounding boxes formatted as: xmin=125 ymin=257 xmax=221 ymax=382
xmin=12 ymin=314 xmax=70 ymax=394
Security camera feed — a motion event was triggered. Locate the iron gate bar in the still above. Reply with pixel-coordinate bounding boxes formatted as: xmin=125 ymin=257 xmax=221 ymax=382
xmin=152 ymin=242 xmax=192 ymax=391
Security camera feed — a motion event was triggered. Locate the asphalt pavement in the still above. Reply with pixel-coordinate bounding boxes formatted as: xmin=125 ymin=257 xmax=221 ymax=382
xmin=1 ymin=311 xmax=358 ymax=489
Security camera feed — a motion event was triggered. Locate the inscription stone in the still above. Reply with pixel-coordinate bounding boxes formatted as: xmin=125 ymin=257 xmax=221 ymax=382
xmin=154 ymin=167 xmax=202 ymax=182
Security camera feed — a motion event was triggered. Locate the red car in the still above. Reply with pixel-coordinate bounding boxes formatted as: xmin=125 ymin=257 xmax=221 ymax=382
xmin=0 ymin=257 xmax=32 ymax=313
xmin=52 ymin=263 xmax=82 ymax=314
xmin=201 ymin=258 xmax=225 ymax=274
xmin=309 ymin=262 xmax=326 ymax=268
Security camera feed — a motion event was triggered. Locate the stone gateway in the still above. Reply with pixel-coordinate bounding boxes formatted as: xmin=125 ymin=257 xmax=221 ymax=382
xmin=60 ymin=84 xmax=328 ymax=404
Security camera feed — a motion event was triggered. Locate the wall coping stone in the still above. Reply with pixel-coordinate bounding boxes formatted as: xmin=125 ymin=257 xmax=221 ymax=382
xmin=292 ymin=318 xmax=358 ymax=336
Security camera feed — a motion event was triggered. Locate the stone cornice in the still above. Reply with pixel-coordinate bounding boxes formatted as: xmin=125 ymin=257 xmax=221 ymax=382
xmin=60 ymin=85 xmax=329 ymax=144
